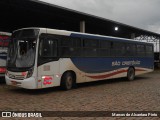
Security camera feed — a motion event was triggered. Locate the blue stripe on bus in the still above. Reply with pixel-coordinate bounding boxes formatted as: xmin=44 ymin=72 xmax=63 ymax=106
xmin=70 ymin=33 xmax=153 ymax=73
xmin=71 ymin=58 xmax=154 ymax=73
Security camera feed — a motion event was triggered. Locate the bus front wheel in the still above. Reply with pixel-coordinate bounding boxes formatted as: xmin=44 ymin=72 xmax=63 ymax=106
xmin=61 ymin=72 xmax=76 ymax=90
xmin=127 ymin=67 xmax=135 ymax=81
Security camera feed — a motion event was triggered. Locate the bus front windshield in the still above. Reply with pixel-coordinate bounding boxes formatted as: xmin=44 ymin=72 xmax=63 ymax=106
xmin=7 ymin=29 xmax=39 ymax=70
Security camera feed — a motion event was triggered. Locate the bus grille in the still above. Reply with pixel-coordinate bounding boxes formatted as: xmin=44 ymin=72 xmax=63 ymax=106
xmin=8 ymin=74 xmax=25 ymax=80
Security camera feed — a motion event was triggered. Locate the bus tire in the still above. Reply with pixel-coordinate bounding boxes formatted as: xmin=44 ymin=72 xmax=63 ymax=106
xmin=127 ymin=67 xmax=135 ymax=81
xmin=61 ymin=72 xmax=76 ymax=90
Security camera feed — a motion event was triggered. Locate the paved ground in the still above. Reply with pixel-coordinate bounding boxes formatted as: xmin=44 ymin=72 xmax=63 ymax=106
xmin=0 ymin=70 xmax=160 ymax=120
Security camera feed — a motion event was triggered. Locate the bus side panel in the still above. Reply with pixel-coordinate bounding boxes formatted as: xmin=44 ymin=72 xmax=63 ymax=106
xmin=37 ymin=57 xmax=153 ymax=88
xmin=0 ymin=34 xmax=10 ymax=76
xmin=37 ymin=61 xmax=60 ymax=88
xmin=37 ymin=58 xmax=87 ymax=89
xmin=59 ymin=58 xmax=86 ymax=83
xmin=0 ymin=46 xmax=7 ymax=76
xmin=71 ymin=57 xmax=154 ymax=82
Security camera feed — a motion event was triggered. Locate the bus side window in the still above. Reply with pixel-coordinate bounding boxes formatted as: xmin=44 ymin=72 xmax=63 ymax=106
xmin=40 ymin=39 xmax=57 ymax=58
xmin=110 ymin=42 xmax=115 ymax=57
xmin=146 ymin=45 xmax=153 ymax=57
xmin=114 ymin=42 xmax=125 ymax=57
xmin=83 ymin=39 xmax=98 ymax=57
xmin=60 ymin=36 xmax=73 ymax=57
xmin=99 ymin=40 xmax=110 ymax=57
xmin=125 ymin=44 xmax=136 ymax=57
xmin=137 ymin=44 xmax=145 ymax=57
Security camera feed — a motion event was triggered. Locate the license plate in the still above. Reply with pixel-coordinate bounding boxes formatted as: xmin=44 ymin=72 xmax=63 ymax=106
xmin=11 ymin=81 xmax=17 ymax=85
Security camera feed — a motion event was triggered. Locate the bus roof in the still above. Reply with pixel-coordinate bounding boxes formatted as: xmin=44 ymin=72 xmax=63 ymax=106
xmin=13 ymin=27 xmax=153 ymax=45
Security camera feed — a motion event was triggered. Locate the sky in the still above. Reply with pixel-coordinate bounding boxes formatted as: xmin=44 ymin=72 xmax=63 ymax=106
xmin=40 ymin=0 xmax=160 ymax=34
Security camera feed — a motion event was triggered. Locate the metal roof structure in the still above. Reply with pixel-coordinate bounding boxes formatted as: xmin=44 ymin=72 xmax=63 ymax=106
xmin=0 ymin=0 xmax=160 ymax=40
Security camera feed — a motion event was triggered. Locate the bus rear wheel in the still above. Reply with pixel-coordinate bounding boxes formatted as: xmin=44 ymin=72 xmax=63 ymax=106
xmin=127 ymin=67 xmax=135 ymax=81
xmin=61 ymin=72 xmax=75 ymax=90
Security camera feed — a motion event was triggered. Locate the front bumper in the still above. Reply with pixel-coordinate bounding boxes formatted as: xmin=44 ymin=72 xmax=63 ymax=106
xmin=5 ymin=75 xmax=37 ymax=89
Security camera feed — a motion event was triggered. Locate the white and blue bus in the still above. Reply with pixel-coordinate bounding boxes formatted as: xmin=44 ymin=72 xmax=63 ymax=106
xmin=5 ymin=28 xmax=154 ymax=90
xmin=0 ymin=32 xmax=11 ymax=77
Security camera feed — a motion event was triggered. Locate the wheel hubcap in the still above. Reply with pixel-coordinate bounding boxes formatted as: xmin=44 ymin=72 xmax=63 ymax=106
xmin=66 ymin=76 xmax=72 ymax=89
xmin=129 ymin=69 xmax=134 ymax=80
